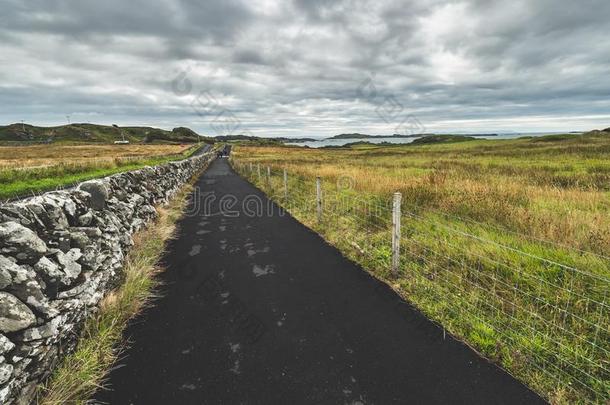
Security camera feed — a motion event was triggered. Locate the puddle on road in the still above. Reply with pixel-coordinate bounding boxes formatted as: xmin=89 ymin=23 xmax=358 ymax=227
xmin=277 ymin=312 xmax=287 ymax=327
xmin=189 ymin=245 xmax=201 ymax=256
xmin=230 ymin=359 xmax=241 ymax=374
xmin=244 ymin=241 xmax=270 ymax=258
xmin=228 ymin=342 xmax=242 ymax=375
xmin=247 ymin=246 xmax=270 ymax=257
xmin=252 ymin=264 xmax=275 ymax=277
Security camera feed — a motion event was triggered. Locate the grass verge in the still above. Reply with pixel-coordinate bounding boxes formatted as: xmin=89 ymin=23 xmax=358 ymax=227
xmin=232 ymin=139 xmax=610 ymax=404
xmin=35 ymin=180 xmax=195 ymax=404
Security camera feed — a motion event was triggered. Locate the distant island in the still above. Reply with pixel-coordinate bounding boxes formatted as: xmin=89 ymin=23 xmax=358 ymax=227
xmin=326 ymin=133 xmax=497 ymax=140
xmin=214 ymin=135 xmax=317 ymax=143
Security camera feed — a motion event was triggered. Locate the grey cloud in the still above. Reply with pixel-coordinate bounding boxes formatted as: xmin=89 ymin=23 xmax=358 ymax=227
xmin=232 ymin=49 xmax=268 ymax=65
xmin=1 ymin=0 xmax=609 ymax=136
xmin=1 ymin=0 xmax=253 ymax=43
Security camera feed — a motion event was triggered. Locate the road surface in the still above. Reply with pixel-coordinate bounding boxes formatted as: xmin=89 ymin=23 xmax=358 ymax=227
xmin=95 ymin=157 xmax=544 ymax=404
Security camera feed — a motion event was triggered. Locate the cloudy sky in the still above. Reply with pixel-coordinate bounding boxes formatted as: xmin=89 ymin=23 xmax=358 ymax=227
xmin=2 ymin=0 xmax=610 ymax=137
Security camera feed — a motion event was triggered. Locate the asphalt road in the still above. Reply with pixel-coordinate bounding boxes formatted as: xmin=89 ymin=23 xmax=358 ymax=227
xmin=191 ymin=143 xmax=212 ymax=156
xmin=94 ymin=157 xmax=545 ymax=405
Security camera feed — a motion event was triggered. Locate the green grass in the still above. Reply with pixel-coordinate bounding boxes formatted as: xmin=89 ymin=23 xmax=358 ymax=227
xmin=1 ymin=145 xmax=202 ymax=200
xmin=36 ymin=176 xmax=196 ymax=405
xmin=231 ymin=133 xmax=610 ymax=404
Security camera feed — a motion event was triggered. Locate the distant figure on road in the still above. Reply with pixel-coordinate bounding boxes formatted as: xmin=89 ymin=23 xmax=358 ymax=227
xmin=217 ymin=145 xmax=231 ymax=158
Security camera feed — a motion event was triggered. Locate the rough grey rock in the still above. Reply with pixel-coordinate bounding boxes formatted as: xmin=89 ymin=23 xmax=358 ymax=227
xmin=128 ymin=193 xmax=145 ymax=207
xmin=77 ymin=211 xmax=93 ymax=226
xmin=0 ymin=206 xmax=40 ymax=234
xmin=37 ymin=196 xmax=69 ymax=230
xmin=62 ymin=197 xmax=77 ymax=219
xmin=0 ymin=222 xmax=47 ymax=263
xmin=0 ymin=384 xmax=10 ymax=404
xmin=78 ymin=180 xmax=109 ymax=210
xmin=69 ymin=231 xmax=90 ymax=251
xmin=79 ymin=249 xmax=100 ymax=272
xmin=6 ymin=270 xmax=57 ymax=319
xmin=0 ymin=256 xmax=29 ymax=287
xmin=52 ymin=230 xmax=71 ymax=253
xmin=70 ymin=227 xmax=102 ymax=239
xmin=54 ymin=249 xmax=82 ymax=282
xmin=21 ymin=316 xmax=65 ymax=342
xmin=0 ymin=263 xmax=12 ymax=289
xmin=56 ymin=277 xmax=90 ymax=299
xmin=33 ymin=257 xmax=63 ymax=285
xmin=0 ymin=334 xmax=15 ymax=354
xmin=0 ymin=293 xmax=36 ymax=333
xmin=0 ymin=385 xmax=10 ymax=404
xmin=0 ymin=362 xmax=13 ymax=385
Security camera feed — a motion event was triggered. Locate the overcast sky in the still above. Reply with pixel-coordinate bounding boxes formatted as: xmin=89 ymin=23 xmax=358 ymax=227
xmin=2 ymin=0 xmax=610 ymax=137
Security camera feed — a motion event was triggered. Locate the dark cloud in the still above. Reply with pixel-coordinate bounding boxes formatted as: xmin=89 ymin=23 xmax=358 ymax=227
xmin=232 ymin=49 xmax=269 ymax=65
xmin=1 ymin=0 xmax=253 ymax=43
xmin=1 ymin=0 xmax=609 ymax=135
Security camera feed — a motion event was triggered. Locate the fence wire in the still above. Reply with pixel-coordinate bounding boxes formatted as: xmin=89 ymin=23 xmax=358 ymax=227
xmin=231 ymin=159 xmax=610 ymax=404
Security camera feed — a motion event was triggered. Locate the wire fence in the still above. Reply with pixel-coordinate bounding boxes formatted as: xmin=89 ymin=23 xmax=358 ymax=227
xmin=231 ymin=158 xmax=610 ymax=404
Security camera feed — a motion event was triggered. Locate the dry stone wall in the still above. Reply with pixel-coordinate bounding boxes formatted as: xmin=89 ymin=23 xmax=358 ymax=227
xmin=0 ymin=151 xmax=214 ymax=403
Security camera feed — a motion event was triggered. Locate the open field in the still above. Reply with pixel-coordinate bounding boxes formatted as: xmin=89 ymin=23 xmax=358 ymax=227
xmin=0 ymin=144 xmax=192 ymax=170
xmin=0 ymin=144 xmax=200 ymax=199
xmin=232 ymin=132 xmax=610 ymax=404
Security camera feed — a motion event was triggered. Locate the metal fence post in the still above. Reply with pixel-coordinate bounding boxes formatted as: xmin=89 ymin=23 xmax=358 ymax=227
xmin=392 ymin=192 xmax=402 ymax=276
xmin=316 ymin=177 xmax=322 ymax=223
xmin=283 ymin=169 xmax=288 ymax=200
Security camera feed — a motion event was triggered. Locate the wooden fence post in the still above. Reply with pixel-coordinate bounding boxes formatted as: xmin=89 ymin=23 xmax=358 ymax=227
xmin=283 ymin=169 xmax=288 ymax=200
xmin=392 ymin=192 xmax=402 ymax=276
xmin=249 ymin=162 xmax=253 ymax=173
xmin=316 ymin=177 xmax=322 ymax=223
xmin=257 ymin=164 xmax=261 ymax=180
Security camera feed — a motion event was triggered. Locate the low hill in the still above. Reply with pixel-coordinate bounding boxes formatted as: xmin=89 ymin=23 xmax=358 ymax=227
xmin=0 ymin=123 xmax=213 ymax=144
xmin=328 ymin=133 xmax=378 ymax=139
xmin=410 ymin=134 xmax=476 ymax=144
xmin=326 ymin=133 xmax=482 ymax=140
xmin=214 ymin=135 xmax=317 ymax=143
xmin=582 ymin=127 xmax=610 ymax=136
